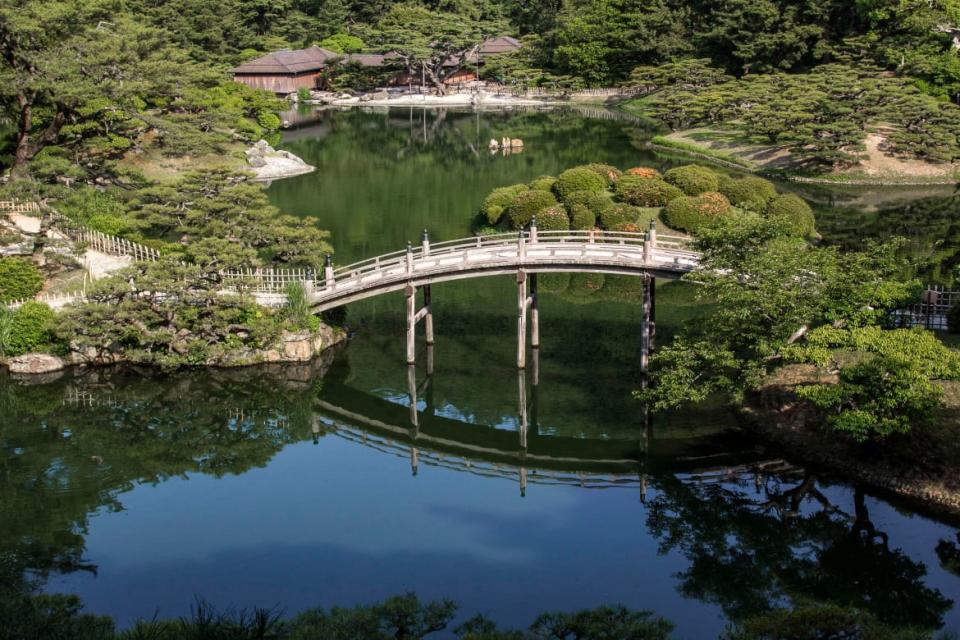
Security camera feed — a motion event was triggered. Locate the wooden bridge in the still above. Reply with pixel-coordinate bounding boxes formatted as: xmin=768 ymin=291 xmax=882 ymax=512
xmin=224 ymin=220 xmax=700 ymax=371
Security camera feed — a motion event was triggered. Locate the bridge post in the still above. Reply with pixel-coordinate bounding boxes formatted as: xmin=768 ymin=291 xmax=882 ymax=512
xmin=648 ymin=218 xmax=657 ymax=247
xmin=529 ymin=216 xmax=538 ymax=244
xmin=518 ymin=229 xmax=526 ymax=261
xmin=641 ymin=275 xmax=652 ymax=373
xmin=518 ymin=369 xmax=528 ymax=451
xmin=421 ymin=228 xmax=431 ymax=256
xmin=324 ymin=254 xmax=334 ymax=288
xmin=406 ymin=242 xmax=414 ymax=275
xmin=517 ymin=270 xmax=528 ymax=369
xmin=407 ymin=363 xmax=419 ymax=429
xmin=530 ymin=273 xmax=539 ymax=349
xmin=406 ymin=283 xmax=417 ymax=365
xmin=423 ymin=284 xmax=434 ymax=345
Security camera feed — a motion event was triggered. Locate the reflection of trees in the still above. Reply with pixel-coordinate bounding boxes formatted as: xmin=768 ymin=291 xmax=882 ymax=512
xmin=646 ymin=473 xmax=952 ymax=632
xmin=815 ymin=192 xmax=960 ymax=284
xmin=0 ymin=360 xmax=330 ymax=596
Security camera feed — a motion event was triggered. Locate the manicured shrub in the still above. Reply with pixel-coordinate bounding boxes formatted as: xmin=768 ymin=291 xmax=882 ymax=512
xmin=0 ymin=258 xmax=44 ymax=303
xmin=506 ymin=190 xmax=558 ymax=228
xmin=663 ymin=192 xmax=733 ymax=233
xmin=553 ymin=167 xmax=607 ymax=200
xmin=566 ymin=273 xmax=606 ymax=300
xmin=536 ymin=205 xmax=571 ymax=231
xmin=600 ymin=204 xmax=640 ymax=229
xmin=581 ymin=163 xmax=623 ymax=185
xmin=569 ymin=204 xmax=596 ymax=230
xmin=529 ymin=175 xmax=557 ymax=192
xmin=539 ymin=273 xmax=570 ymax=294
xmin=765 ymin=193 xmax=816 ymax=237
xmin=663 ymin=165 xmax=721 ymax=195
xmin=561 ymin=190 xmax=595 ymax=209
xmin=718 ymin=176 xmax=778 ymax=210
xmin=483 ymin=184 xmax=527 ymax=225
xmin=626 ymin=167 xmax=661 ymax=179
xmin=609 ymin=222 xmax=641 ymax=232
xmin=587 ymin=193 xmax=615 ymax=215
xmin=615 ymin=176 xmax=683 ymax=207
xmin=7 ymin=301 xmax=54 ymax=356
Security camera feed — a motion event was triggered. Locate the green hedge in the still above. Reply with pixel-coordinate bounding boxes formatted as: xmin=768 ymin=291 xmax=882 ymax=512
xmin=561 ymin=190 xmax=595 ymax=209
xmin=663 ymin=165 xmax=721 ymax=195
xmin=663 ymin=192 xmax=734 ymax=233
xmin=529 ymin=175 xmax=557 ymax=192
xmin=718 ymin=176 xmax=778 ymax=210
xmin=0 ymin=258 xmax=44 ymax=303
xmin=569 ymin=204 xmax=596 ymax=230
xmin=536 ymin=205 xmax=571 ymax=231
xmin=766 ymin=193 xmax=816 ymax=237
xmin=506 ymin=190 xmax=558 ymax=228
xmin=581 ymin=163 xmax=623 ymax=185
xmin=4 ymin=301 xmax=54 ymax=356
xmin=554 ymin=168 xmax=607 ymax=200
xmin=615 ymin=176 xmax=683 ymax=207
xmin=587 ymin=193 xmax=615 ymax=215
xmin=483 ymin=184 xmax=527 ymax=225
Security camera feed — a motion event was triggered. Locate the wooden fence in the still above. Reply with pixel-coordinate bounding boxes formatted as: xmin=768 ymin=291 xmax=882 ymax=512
xmin=48 ymin=212 xmax=160 ymax=262
xmin=220 ymin=267 xmax=317 ymax=293
xmin=4 ymin=291 xmax=86 ymax=311
xmin=0 ymin=200 xmax=40 ymax=214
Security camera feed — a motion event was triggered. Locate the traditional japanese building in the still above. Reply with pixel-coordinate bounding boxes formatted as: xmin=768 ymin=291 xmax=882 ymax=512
xmin=231 ymin=46 xmax=340 ymax=94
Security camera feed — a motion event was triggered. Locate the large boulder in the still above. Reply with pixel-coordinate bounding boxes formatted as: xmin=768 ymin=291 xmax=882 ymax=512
xmin=7 ymin=353 xmax=65 ymax=375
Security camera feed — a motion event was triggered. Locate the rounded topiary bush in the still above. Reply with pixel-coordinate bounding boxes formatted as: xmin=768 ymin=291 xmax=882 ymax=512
xmin=566 ymin=273 xmax=606 ymax=301
xmin=626 ymin=167 xmax=661 ymax=179
xmin=719 ymin=176 xmax=778 ymax=211
xmin=6 ymin=301 xmax=54 ymax=356
xmin=561 ymin=190 xmax=595 ymax=209
xmin=609 ymin=222 xmax=642 ymax=232
xmin=582 ymin=163 xmax=623 ymax=185
xmin=615 ymin=176 xmax=683 ymax=207
xmin=536 ymin=205 xmax=571 ymax=231
xmin=587 ymin=193 xmax=615 ymax=215
xmin=599 ymin=204 xmax=640 ymax=229
xmin=0 ymin=258 xmax=44 ymax=303
xmin=483 ymin=184 xmax=527 ymax=225
xmin=766 ymin=193 xmax=816 ymax=237
xmin=506 ymin=190 xmax=558 ymax=228
xmin=553 ymin=167 xmax=607 ymax=200
xmin=529 ymin=175 xmax=557 ymax=192
xmin=663 ymin=165 xmax=721 ymax=196
xmin=539 ymin=273 xmax=571 ymax=294
xmin=663 ymin=192 xmax=733 ymax=233
xmin=569 ymin=204 xmax=596 ymax=230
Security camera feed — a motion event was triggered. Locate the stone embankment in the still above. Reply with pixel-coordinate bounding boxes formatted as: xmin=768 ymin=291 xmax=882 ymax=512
xmin=2 ymin=325 xmax=347 ymax=381
xmin=245 ymin=139 xmax=314 ymax=181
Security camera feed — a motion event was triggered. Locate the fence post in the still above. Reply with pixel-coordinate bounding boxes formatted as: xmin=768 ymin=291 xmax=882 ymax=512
xmin=406 ymin=242 xmax=414 ymax=275
xmin=421 ymin=229 xmax=431 ymax=256
xmin=529 ymin=216 xmax=538 ymax=244
xmin=324 ymin=254 xmax=335 ymax=288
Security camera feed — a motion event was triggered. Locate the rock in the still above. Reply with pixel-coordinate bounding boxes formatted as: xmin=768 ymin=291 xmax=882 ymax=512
xmin=510 ymin=138 xmax=524 ymax=148
xmin=488 ymin=138 xmax=500 ymax=150
xmin=7 ymin=353 xmax=65 ymax=375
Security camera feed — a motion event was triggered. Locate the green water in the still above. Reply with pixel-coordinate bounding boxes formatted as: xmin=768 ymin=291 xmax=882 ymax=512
xmin=2 ymin=106 xmax=959 ymax=638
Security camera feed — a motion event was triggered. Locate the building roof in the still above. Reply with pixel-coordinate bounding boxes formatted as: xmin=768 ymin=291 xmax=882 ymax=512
xmin=450 ymin=36 xmax=524 ymax=66
xmin=345 ymin=53 xmax=401 ymax=67
xmin=231 ymin=46 xmax=340 ymax=75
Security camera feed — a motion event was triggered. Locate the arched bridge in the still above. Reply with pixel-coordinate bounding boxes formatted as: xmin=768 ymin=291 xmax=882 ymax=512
xmin=223 ymin=222 xmax=700 ymax=370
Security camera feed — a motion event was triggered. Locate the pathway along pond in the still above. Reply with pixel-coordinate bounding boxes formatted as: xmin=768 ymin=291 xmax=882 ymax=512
xmin=3 ymin=107 xmax=960 ymax=637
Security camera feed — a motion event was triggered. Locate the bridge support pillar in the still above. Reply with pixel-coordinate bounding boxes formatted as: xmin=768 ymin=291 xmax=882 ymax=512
xmin=641 ymin=275 xmax=653 ymax=374
xmin=517 ymin=271 xmax=528 ymax=369
xmin=530 ymin=273 xmax=539 ymax=349
xmin=424 ymin=284 xmax=434 ymax=345
xmin=406 ymin=284 xmax=417 ymax=365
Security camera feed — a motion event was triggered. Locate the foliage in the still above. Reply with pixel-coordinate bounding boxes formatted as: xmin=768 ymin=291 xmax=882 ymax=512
xmin=797 ymin=356 xmax=943 ymax=443
xmin=663 ymin=192 xmax=733 ymax=233
xmin=718 ymin=177 xmax=778 ymax=211
xmin=615 ymin=176 xmax=683 ymax=207
xmin=639 ymin=217 xmax=917 ymax=409
xmin=483 ymin=184 xmax=527 ymax=225
xmin=505 ymin=189 xmax=557 ymax=229
xmin=581 ymin=163 xmax=622 ymax=186
xmin=663 ymin=165 xmax=721 ymax=196
xmin=536 ymin=205 xmax=570 ymax=231
xmin=599 ymin=204 xmax=641 ymax=229
xmin=765 ymin=194 xmax=816 ymax=238
xmin=559 ymin=190 xmax=596 ymax=210
xmin=528 ymin=175 xmax=556 ymax=192
xmin=721 ymin=604 xmax=931 ymax=640
xmin=6 ymin=301 xmax=54 ymax=356
xmin=319 ymin=33 xmax=365 ymax=54
xmin=525 ymin=606 xmax=674 ymax=640
xmin=626 ymin=167 xmax=661 ymax=179
xmin=586 ymin=192 xmax=614 ymax=216
xmin=0 ymin=258 xmax=44 ymax=303
xmin=291 ymin=593 xmax=456 ymax=640
xmin=568 ymin=204 xmax=595 ymax=230
xmin=284 ymin=281 xmax=319 ymax=331
xmin=553 ymin=167 xmax=607 ymax=200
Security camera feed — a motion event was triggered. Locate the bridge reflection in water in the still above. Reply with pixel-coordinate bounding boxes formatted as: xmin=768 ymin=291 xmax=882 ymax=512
xmin=311 ymin=347 xmax=792 ymax=499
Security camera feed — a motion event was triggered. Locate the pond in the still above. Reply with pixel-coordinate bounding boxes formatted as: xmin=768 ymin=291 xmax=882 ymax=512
xmin=3 ymin=106 xmax=960 ymax=638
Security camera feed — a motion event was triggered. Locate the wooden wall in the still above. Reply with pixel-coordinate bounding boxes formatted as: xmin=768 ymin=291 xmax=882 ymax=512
xmin=233 ymin=72 xmax=321 ymax=94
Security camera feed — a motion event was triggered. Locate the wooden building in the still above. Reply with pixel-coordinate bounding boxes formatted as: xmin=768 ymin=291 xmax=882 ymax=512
xmin=231 ymin=47 xmax=340 ymax=94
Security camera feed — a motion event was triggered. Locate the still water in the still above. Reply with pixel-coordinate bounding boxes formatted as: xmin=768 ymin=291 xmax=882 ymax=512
xmin=3 ymin=107 xmax=960 ymax=638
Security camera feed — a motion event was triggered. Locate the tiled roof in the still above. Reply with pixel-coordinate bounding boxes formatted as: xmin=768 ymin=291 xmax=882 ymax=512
xmin=232 ymin=47 xmax=340 ymax=75
xmin=345 ymin=53 xmax=401 ymax=67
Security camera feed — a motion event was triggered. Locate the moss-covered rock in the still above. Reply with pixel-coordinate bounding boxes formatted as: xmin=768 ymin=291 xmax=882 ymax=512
xmin=554 ymin=167 xmax=607 ymax=200
xmin=506 ymin=190 xmax=559 ymax=228
xmin=663 ymin=165 xmax=721 ymax=195
xmin=718 ymin=176 xmax=778 ymax=210
xmin=663 ymin=192 xmax=734 ymax=233
xmin=569 ymin=204 xmax=596 ymax=230
xmin=765 ymin=193 xmax=816 ymax=237
xmin=615 ymin=176 xmax=683 ymax=207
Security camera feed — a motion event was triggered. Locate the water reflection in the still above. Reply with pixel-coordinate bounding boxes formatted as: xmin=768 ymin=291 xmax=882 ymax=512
xmin=1 ymin=354 xmax=958 ymax=634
